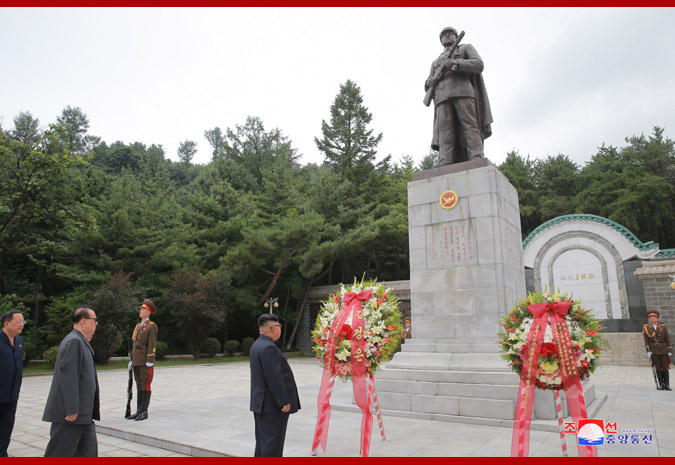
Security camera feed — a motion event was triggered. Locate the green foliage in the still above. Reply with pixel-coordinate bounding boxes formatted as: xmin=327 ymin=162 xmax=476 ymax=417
xmin=315 ymin=80 xmax=383 ymax=188
xmin=89 ymin=271 xmax=138 ymax=360
xmin=576 ymin=127 xmax=675 ymax=248
xmin=92 ymin=323 xmax=123 ymax=364
xmin=418 ymin=151 xmax=437 ymax=171
xmin=11 ymin=111 xmax=41 ymax=149
xmin=242 ymin=337 xmax=255 ymax=356
xmin=223 ymin=339 xmax=241 ymax=355
xmin=202 ymin=337 xmax=221 ymax=357
xmin=40 ymin=294 xmax=86 ymax=348
xmin=164 ymin=268 xmax=231 ymax=360
xmin=22 ymin=341 xmax=36 ymax=364
xmin=0 ymin=295 xmax=25 ymax=314
xmin=43 ymin=346 xmax=59 ymax=369
xmin=499 ymin=151 xmax=540 ymax=237
xmin=155 ymin=341 xmax=168 ymax=360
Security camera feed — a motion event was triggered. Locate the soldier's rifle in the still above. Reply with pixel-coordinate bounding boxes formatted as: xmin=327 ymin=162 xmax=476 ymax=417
xmin=423 ymin=30 xmax=465 ymax=107
xmin=125 ymin=343 xmax=133 ymax=418
xmin=649 ymin=356 xmax=661 ymax=389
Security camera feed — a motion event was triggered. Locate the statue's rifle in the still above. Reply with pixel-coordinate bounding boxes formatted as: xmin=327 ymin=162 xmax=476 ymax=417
xmin=423 ymin=30 xmax=465 ymax=107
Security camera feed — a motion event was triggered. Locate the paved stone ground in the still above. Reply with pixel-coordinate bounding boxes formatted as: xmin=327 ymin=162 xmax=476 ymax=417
xmin=8 ymin=358 xmax=675 ymax=457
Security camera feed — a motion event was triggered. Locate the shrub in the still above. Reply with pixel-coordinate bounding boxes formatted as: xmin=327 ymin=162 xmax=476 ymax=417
xmin=155 ymin=341 xmax=168 ymax=361
xmin=202 ymin=337 xmax=221 ymax=357
xmin=242 ymin=337 xmax=255 ymax=356
xmin=22 ymin=341 xmax=37 ymax=365
xmin=43 ymin=346 xmax=59 ymax=369
xmin=223 ymin=339 xmax=241 ymax=356
xmin=92 ymin=324 xmax=123 ymax=364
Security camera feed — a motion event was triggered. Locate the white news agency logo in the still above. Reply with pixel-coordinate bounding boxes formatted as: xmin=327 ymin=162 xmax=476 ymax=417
xmin=564 ymin=420 xmax=653 ymax=446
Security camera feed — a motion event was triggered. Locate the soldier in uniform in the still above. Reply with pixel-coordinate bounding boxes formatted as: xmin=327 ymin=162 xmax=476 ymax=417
xmin=402 ymin=318 xmax=412 ymax=343
xmin=127 ymin=299 xmax=158 ymax=420
xmin=643 ymin=309 xmax=672 ymax=391
xmin=425 ymin=26 xmax=493 ymax=166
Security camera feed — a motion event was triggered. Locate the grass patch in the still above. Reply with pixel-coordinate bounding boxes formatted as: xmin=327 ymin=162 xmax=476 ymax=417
xmin=23 ymin=354 xmax=308 ymax=376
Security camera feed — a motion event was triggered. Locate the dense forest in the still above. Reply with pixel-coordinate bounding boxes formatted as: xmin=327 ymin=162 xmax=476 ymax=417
xmin=2 ymin=80 xmax=673 ymax=362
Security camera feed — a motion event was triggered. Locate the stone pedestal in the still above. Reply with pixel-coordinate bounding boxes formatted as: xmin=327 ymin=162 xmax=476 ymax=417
xmin=394 ymin=158 xmax=525 ymax=369
xmin=374 ymin=159 xmax=606 ymax=425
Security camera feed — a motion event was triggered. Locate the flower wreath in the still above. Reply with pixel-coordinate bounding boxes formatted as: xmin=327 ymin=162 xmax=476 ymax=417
xmin=498 ymin=291 xmax=606 ymax=390
xmin=312 ymin=280 xmax=403 ymax=381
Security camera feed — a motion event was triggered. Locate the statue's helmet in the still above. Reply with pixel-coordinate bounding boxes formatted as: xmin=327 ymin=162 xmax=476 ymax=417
xmin=439 ymin=27 xmax=458 ymax=41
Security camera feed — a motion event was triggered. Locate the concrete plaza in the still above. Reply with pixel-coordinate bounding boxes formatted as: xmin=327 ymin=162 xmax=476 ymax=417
xmin=8 ymin=358 xmax=675 ymax=457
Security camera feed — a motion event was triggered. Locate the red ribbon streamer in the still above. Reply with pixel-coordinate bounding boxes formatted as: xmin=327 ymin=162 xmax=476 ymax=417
xmin=312 ymin=289 xmax=373 ymax=457
xmin=511 ymin=301 xmax=598 ymax=458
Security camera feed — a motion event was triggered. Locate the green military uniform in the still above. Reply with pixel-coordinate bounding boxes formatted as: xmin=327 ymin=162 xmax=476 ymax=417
xmin=127 ymin=299 xmax=158 ymax=420
xmin=643 ymin=309 xmax=671 ymax=391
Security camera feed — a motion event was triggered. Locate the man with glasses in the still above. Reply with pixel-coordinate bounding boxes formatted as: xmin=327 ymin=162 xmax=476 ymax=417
xmin=249 ymin=313 xmax=300 ymax=456
xmin=127 ymin=299 xmax=158 ymax=421
xmin=43 ymin=307 xmax=100 ymax=457
xmin=1 ymin=310 xmax=25 ymax=456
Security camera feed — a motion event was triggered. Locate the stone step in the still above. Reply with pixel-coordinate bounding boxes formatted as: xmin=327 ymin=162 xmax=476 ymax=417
xmin=376 ymin=378 xmax=518 ymax=401
xmin=377 ymin=391 xmax=517 ymax=420
xmin=377 ymin=366 xmax=519 ymax=385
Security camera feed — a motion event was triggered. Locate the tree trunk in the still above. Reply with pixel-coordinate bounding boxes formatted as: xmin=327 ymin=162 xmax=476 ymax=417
xmin=257 ymin=264 xmax=285 ymax=307
xmin=286 ymin=259 xmax=335 ymax=350
xmin=285 ymin=279 xmax=313 ymax=351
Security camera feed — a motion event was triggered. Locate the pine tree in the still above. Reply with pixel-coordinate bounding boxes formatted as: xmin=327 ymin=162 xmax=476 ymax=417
xmin=315 ymin=80 xmax=383 ymax=186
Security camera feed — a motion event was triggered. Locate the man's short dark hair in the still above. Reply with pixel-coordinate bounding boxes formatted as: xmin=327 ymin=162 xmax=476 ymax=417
xmin=258 ymin=313 xmax=279 ymax=328
xmin=1 ymin=310 xmax=22 ymax=325
xmin=72 ymin=306 xmax=93 ymax=323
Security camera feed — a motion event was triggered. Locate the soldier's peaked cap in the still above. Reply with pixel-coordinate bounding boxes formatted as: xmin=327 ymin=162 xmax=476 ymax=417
xmin=439 ymin=27 xmax=458 ymax=40
xmin=647 ymin=309 xmax=660 ymax=317
xmin=142 ymin=299 xmax=157 ymax=314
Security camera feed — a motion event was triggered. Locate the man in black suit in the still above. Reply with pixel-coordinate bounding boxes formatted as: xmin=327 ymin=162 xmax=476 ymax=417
xmin=249 ymin=313 xmax=300 ymax=457
xmin=43 ymin=307 xmax=100 ymax=457
xmin=1 ymin=310 xmax=25 ymax=457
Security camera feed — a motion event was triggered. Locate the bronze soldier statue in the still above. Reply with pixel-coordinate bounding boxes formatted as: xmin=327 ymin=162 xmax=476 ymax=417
xmin=424 ymin=27 xmax=493 ymax=166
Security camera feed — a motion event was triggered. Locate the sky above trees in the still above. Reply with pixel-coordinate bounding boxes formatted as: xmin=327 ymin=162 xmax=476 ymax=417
xmin=1 ymin=7 xmax=674 ymax=168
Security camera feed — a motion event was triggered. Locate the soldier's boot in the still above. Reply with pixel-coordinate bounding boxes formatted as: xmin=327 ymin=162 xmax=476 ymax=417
xmin=657 ymin=371 xmax=665 ymax=390
xmin=135 ymin=391 xmax=151 ymax=421
xmin=664 ymin=370 xmax=672 ymax=391
xmin=127 ymin=390 xmax=145 ymax=419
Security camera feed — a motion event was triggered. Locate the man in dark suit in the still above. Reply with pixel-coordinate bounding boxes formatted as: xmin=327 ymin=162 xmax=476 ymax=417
xmin=1 ymin=310 xmax=25 ymax=457
xmin=43 ymin=307 xmax=100 ymax=457
xmin=249 ymin=313 xmax=300 ymax=457
xmin=425 ymin=26 xmax=492 ymax=166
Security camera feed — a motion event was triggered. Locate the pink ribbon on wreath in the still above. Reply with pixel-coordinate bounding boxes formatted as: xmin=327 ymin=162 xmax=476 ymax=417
xmin=511 ymin=301 xmax=598 ymax=458
xmin=312 ymin=289 xmax=373 ymax=456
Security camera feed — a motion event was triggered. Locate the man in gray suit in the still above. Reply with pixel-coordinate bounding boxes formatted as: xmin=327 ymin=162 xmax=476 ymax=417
xmin=249 ymin=314 xmax=300 ymax=457
xmin=425 ymin=26 xmax=493 ymax=166
xmin=43 ymin=307 xmax=100 ymax=457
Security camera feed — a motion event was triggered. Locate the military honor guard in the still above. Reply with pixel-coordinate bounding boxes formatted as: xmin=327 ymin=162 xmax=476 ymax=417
xmin=127 ymin=299 xmax=158 ymax=420
xmin=643 ymin=309 xmax=672 ymax=391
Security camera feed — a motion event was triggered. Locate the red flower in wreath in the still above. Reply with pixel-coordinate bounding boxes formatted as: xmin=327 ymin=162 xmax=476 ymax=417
xmin=339 ymin=324 xmax=353 ymax=341
xmin=585 ymin=330 xmax=597 ymax=336
xmin=386 ymin=324 xmax=396 ymax=331
xmin=541 ymin=342 xmax=557 ymax=357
